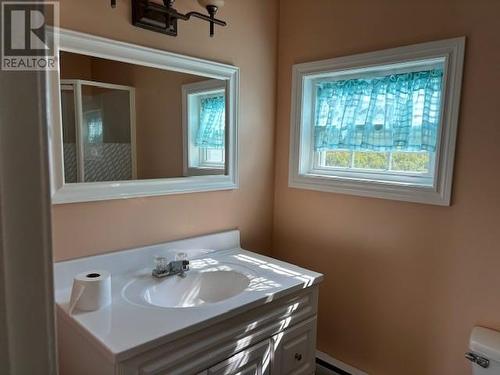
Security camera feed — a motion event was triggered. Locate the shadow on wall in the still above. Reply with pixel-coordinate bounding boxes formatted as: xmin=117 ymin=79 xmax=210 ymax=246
xmin=272 ymin=198 xmax=464 ymax=374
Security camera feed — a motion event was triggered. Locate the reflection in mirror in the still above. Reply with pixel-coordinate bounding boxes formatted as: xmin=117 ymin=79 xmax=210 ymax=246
xmin=61 ymin=80 xmax=134 ymax=182
xmin=59 ymin=51 xmax=227 ymax=183
xmin=182 ymin=79 xmax=226 ymax=176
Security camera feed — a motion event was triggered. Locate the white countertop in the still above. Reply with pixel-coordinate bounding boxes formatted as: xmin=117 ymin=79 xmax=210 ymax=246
xmin=54 ymin=231 xmax=323 ymax=362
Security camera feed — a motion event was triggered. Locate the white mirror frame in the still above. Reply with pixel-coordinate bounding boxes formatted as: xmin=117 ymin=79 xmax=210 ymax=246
xmin=46 ymin=28 xmax=239 ymax=204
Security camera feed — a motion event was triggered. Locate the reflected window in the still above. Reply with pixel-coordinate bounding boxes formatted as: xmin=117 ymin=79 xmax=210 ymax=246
xmin=197 ymin=94 xmax=225 ymax=168
xmin=183 ymin=80 xmax=226 ymax=175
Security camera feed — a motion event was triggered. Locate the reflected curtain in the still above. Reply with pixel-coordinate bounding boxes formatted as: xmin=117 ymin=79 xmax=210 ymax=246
xmin=196 ymin=95 xmax=225 ymax=149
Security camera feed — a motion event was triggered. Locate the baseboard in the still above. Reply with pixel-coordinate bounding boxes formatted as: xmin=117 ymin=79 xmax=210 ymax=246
xmin=316 ymin=350 xmax=369 ymax=375
xmin=316 ymin=357 xmax=351 ymax=375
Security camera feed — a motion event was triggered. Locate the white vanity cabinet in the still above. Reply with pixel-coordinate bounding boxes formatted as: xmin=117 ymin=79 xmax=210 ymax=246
xmin=121 ymin=287 xmax=318 ymax=375
xmin=55 ymin=231 xmax=323 ymax=375
xmin=271 ymin=317 xmax=317 ymax=375
xmin=199 ymin=316 xmax=317 ymax=375
xmin=203 ymin=314 xmax=317 ymax=375
xmin=206 ymin=339 xmax=272 ymax=375
xmin=58 ymin=286 xmax=319 ymax=375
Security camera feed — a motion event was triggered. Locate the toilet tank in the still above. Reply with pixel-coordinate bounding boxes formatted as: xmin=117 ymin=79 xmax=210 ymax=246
xmin=468 ymin=327 xmax=500 ymax=374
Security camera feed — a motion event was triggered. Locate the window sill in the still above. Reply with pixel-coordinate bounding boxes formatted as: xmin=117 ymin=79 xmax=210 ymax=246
xmin=308 ymin=167 xmax=434 ymax=187
xmin=289 ymin=172 xmax=449 ymax=206
xmin=196 ymin=165 xmax=225 ymax=170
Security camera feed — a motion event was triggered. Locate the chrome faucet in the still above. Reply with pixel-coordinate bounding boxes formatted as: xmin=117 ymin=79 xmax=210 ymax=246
xmin=152 ymin=255 xmax=189 ymax=278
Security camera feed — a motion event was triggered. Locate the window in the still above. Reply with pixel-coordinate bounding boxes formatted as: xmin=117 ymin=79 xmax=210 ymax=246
xmin=182 ymin=80 xmax=226 ymax=175
xmin=200 ymin=147 xmax=225 ymax=167
xmin=289 ymin=38 xmax=465 ymax=205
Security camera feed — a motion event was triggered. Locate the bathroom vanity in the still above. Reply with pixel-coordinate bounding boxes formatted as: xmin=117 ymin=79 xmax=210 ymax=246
xmin=54 ymin=230 xmax=323 ymax=375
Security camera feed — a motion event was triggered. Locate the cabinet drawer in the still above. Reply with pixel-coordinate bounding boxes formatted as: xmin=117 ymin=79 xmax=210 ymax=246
xmin=119 ymin=287 xmax=318 ymax=375
xmin=272 ymin=317 xmax=317 ymax=375
xmin=207 ymin=339 xmax=271 ymax=375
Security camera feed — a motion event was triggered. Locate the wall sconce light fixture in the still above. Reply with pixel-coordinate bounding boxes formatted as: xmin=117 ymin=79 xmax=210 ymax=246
xmin=122 ymin=0 xmax=227 ymax=38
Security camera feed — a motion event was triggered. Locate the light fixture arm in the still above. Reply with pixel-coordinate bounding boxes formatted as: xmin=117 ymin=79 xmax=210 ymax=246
xmin=127 ymin=0 xmax=227 ymax=38
xmin=186 ymin=6 xmax=222 ymax=37
xmin=202 ymin=5 xmax=219 ymax=37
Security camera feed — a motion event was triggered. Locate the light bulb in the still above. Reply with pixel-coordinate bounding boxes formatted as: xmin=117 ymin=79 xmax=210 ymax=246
xmin=197 ymin=0 xmax=225 ymax=9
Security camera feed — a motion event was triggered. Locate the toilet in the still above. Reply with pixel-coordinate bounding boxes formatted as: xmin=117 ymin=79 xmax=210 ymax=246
xmin=468 ymin=327 xmax=500 ymax=374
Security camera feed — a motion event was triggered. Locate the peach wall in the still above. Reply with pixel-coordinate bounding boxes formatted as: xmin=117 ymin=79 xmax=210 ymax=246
xmin=52 ymin=0 xmax=278 ymax=260
xmin=273 ymin=1 xmax=500 ymax=375
xmin=59 ymin=51 xmax=92 ymax=80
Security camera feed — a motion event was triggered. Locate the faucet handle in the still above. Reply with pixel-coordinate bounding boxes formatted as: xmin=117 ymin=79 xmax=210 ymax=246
xmin=175 ymin=252 xmax=187 ymax=261
xmin=154 ymin=256 xmax=168 ymax=273
xmin=175 ymin=252 xmax=189 ymax=271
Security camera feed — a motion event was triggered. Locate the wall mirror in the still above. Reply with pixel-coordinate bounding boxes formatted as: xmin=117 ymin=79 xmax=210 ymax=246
xmin=47 ymin=29 xmax=239 ymax=204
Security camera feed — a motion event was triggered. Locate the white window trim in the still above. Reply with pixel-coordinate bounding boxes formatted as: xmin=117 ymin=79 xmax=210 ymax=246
xmin=182 ymin=79 xmax=227 ymax=176
xmin=288 ymin=37 xmax=465 ymax=206
xmin=312 ymin=150 xmax=436 ymax=186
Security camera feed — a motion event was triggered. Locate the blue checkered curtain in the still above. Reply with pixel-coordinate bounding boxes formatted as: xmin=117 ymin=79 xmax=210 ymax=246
xmin=314 ymin=69 xmax=444 ymax=152
xmin=196 ymin=95 xmax=225 ymax=149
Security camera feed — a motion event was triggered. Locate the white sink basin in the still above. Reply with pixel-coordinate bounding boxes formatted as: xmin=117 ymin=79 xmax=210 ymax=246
xmin=123 ymin=265 xmax=253 ymax=308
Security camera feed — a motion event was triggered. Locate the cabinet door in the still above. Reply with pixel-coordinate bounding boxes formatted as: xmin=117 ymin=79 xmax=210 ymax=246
xmin=271 ymin=317 xmax=317 ymax=375
xmin=207 ymin=339 xmax=271 ymax=375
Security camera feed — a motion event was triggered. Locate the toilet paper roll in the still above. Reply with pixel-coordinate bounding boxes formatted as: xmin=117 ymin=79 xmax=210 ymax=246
xmin=69 ymin=270 xmax=111 ymax=314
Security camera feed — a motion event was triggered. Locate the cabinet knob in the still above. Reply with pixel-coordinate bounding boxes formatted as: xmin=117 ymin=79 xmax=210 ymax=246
xmin=294 ymin=353 xmax=302 ymax=361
